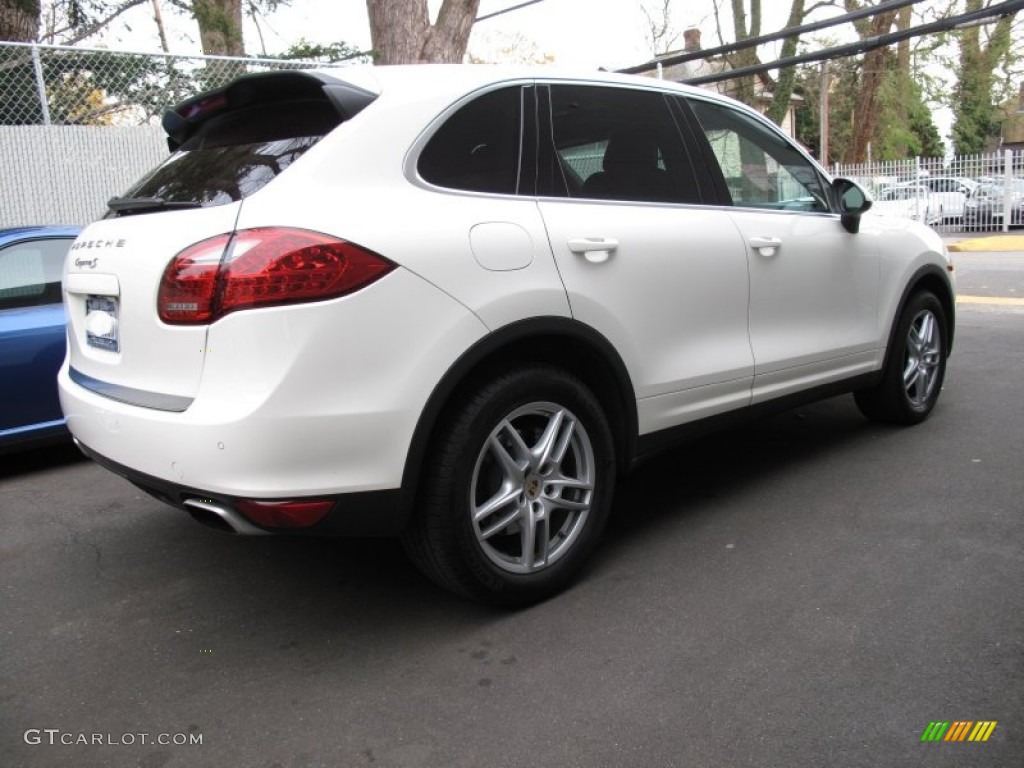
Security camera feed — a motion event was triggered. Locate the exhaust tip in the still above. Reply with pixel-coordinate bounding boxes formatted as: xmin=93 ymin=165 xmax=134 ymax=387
xmin=182 ymin=498 xmax=270 ymax=536
xmin=185 ymin=505 xmax=237 ymax=533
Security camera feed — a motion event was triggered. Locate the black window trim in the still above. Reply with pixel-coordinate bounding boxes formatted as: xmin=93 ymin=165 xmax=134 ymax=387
xmin=668 ymin=95 xmax=732 ymax=206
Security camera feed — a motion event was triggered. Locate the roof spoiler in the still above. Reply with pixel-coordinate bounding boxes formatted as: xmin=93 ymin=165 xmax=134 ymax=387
xmin=162 ymin=70 xmax=377 ymax=152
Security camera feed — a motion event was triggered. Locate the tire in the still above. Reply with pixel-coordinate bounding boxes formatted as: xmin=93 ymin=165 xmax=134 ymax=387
xmin=855 ymin=290 xmax=947 ymax=425
xmin=403 ymin=365 xmax=616 ymax=605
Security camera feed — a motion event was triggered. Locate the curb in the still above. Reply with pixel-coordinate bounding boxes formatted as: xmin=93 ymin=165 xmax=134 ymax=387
xmin=947 ymin=236 xmax=1024 ymax=253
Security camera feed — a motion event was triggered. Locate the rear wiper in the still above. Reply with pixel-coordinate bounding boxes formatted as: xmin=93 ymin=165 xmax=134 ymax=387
xmin=107 ymin=196 xmax=204 ymax=214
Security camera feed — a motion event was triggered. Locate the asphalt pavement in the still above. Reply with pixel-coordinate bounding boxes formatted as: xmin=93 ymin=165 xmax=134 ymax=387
xmin=2 ymin=250 xmax=1022 ymax=768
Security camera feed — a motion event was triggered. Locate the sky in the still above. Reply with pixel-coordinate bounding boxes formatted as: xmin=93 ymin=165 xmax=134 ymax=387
xmin=95 ymin=0 xmax=807 ymax=71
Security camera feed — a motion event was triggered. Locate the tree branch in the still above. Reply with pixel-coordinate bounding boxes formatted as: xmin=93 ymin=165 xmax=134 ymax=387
xmin=57 ymin=0 xmax=149 ymax=46
xmin=805 ymin=1 xmax=837 ymax=14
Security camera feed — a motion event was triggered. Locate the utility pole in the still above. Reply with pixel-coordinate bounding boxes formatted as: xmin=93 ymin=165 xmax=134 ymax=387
xmin=819 ymin=61 xmax=830 ymax=168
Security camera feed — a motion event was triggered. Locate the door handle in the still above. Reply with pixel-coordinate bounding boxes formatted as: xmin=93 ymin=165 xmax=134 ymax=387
xmin=748 ymin=236 xmax=782 ymax=257
xmin=567 ymin=237 xmax=619 ymax=264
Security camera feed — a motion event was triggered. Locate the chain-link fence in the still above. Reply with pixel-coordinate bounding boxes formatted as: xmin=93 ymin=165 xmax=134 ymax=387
xmin=0 ymin=41 xmax=348 ymax=126
xmin=831 ymin=150 xmax=1024 ymax=234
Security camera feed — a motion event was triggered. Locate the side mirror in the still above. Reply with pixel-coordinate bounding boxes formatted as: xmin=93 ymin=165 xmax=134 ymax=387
xmin=833 ymin=177 xmax=872 ymax=234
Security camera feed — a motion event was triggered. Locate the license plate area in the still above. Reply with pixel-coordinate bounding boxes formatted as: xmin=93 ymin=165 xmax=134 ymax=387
xmin=85 ymin=295 xmax=119 ymax=353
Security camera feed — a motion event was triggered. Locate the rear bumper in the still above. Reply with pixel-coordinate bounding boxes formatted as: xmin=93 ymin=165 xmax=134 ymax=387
xmin=57 ymin=266 xmax=488 ymax=504
xmin=76 ymin=438 xmax=407 ymax=536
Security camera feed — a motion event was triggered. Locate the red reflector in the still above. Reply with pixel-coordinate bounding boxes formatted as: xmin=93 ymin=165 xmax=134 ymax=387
xmin=158 ymin=228 xmax=395 ymax=324
xmin=236 ymin=499 xmax=334 ymax=529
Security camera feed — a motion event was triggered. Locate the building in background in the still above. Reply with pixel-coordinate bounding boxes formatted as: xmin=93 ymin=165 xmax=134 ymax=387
xmin=997 ymin=83 xmax=1024 ymax=154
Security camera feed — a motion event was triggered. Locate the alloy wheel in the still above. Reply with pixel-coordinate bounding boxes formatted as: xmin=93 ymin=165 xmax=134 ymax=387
xmin=470 ymin=402 xmax=595 ymax=574
xmin=903 ymin=308 xmax=942 ymax=409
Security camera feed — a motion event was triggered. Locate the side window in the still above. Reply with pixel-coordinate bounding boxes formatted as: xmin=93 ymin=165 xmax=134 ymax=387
xmin=0 ymin=238 xmax=69 ymax=311
xmin=686 ymin=98 xmax=829 ymax=213
xmin=547 ymin=85 xmax=702 ymax=204
xmin=418 ymin=86 xmax=523 ymax=195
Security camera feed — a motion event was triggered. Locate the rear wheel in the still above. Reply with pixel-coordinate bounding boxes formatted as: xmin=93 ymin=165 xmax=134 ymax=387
xmin=404 ymin=366 xmax=615 ymax=605
xmin=855 ymin=290 xmax=947 ymax=424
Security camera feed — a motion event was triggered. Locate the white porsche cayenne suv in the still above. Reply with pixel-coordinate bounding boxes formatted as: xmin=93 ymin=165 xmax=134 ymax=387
xmin=59 ymin=66 xmax=954 ymax=604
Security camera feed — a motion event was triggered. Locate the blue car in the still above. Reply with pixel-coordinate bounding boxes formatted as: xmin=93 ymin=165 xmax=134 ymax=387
xmin=0 ymin=226 xmax=81 ymax=452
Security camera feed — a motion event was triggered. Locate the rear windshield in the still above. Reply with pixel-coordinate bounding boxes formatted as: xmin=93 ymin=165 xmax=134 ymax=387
xmin=116 ymin=98 xmax=343 ymax=208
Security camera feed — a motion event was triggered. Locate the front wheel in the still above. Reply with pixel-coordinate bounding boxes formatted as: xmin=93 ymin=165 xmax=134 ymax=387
xmin=404 ymin=366 xmax=616 ymax=605
xmin=855 ymin=290 xmax=947 ymax=424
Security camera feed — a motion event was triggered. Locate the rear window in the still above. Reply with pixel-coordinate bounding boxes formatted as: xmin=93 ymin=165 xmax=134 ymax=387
xmin=116 ymin=98 xmax=344 ymax=209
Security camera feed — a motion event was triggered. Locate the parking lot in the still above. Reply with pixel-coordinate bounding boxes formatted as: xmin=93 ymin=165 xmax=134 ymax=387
xmin=3 ymin=246 xmax=1023 ymax=768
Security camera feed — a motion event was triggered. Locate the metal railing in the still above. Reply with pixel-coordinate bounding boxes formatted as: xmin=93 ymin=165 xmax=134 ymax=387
xmin=831 ymin=151 xmax=1024 ymax=234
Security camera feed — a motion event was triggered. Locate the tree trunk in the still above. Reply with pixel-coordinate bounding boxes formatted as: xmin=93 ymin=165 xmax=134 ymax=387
xmin=952 ymin=0 xmax=1016 ymax=154
xmin=765 ymin=0 xmax=806 ymax=127
xmin=152 ymin=0 xmax=170 ymax=53
xmin=728 ymin=0 xmax=761 ymax=107
xmin=366 ymin=0 xmax=480 ymax=64
xmin=0 ymin=0 xmax=40 ymax=41
xmin=847 ymin=4 xmax=898 ymax=163
xmin=887 ymin=3 xmax=912 ymax=157
xmin=193 ymin=0 xmax=244 ymax=57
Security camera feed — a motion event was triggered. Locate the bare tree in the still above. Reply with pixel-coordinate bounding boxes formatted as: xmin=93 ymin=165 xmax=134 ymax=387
xmin=366 ymin=0 xmax=480 ymax=64
xmin=11 ymin=1 xmax=155 ymax=45
xmin=641 ymin=0 xmax=678 ymax=56
xmin=44 ymin=0 xmax=149 ymax=46
xmin=467 ymin=30 xmax=553 ymax=65
xmin=708 ymin=0 xmax=833 ymax=125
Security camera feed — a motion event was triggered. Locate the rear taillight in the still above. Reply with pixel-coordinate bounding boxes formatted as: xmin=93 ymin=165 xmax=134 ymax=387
xmin=158 ymin=228 xmax=395 ymax=324
xmin=158 ymin=234 xmax=230 ymax=324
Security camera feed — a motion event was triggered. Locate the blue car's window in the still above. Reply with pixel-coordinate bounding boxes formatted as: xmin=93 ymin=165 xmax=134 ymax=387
xmin=0 ymin=238 xmax=69 ymax=311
